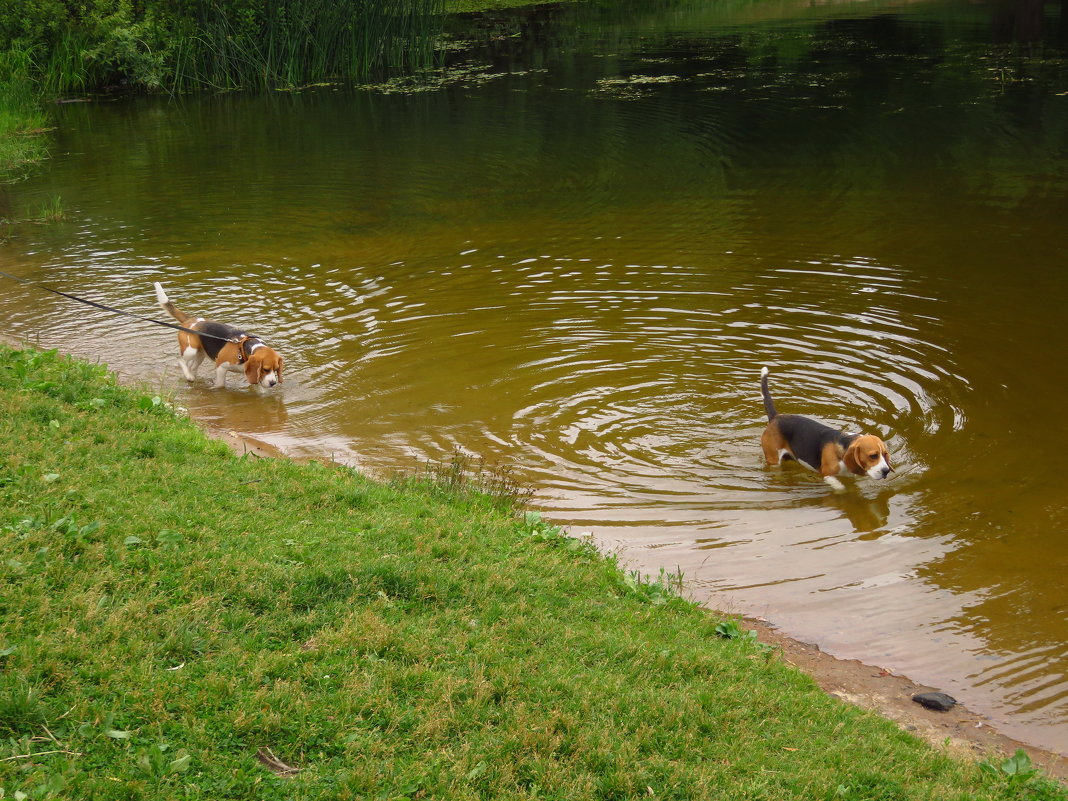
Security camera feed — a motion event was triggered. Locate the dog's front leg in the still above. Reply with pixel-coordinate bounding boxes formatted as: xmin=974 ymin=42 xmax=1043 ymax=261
xmin=214 ymin=363 xmax=231 ymax=388
xmin=823 ymin=475 xmax=846 ymax=492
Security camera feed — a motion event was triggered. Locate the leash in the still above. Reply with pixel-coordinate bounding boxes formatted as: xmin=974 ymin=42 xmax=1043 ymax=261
xmin=0 ymin=268 xmax=242 ymax=346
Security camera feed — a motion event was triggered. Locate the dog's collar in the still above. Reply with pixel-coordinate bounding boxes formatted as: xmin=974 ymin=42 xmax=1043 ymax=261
xmin=236 ymin=335 xmax=264 ymax=364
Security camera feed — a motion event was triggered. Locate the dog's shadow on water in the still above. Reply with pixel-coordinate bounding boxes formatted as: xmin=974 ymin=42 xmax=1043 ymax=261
xmin=818 ymin=489 xmax=892 ymax=534
xmin=759 ymin=454 xmax=923 ymax=536
xmin=818 ymin=459 xmax=924 ymax=536
xmin=178 ymin=382 xmax=290 ymax=435
xmin=764 ymin=473 xmax=893 ymax=533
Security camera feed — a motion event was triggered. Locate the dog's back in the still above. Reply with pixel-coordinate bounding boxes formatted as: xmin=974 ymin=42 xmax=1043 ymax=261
xmin=773 ymin=414 xmax=857 ymax=471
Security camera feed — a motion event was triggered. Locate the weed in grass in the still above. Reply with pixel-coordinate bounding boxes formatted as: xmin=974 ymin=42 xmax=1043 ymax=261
xmin=0 ymin=768 xmax=68 ymax=799
xmin=616 ymin=565 xmax=693 ymax=608
xmin=411 ymin=450 xmax=533 ymax=512
xmin=975 ymin=749 xmax=1068 ymax=800
xmin=155 ymin=528 xmax=184 ymax=549
xmin=98 ymin=712 xmax=134 ymax=742
xmin=980 ymin=748 xmax=1039 ymax=787
xmin=715 ymin=616 xmax=779 ymax=659
xmin=521 ymin=510 xmax=597 ymax=555
xmin=0 ymin=679 xmax=44 ymax=736
xmin=715 ymin=617 xmax=758 ymax=643
xmin=135 ymin=742 xmax=193 ymax=778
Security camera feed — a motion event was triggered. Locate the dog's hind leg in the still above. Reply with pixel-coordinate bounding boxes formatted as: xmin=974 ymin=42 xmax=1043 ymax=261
xmin=177 ymin=347 xmax=203 ymax=382
xmin=760 ymin=426 xmax=784 ymax=466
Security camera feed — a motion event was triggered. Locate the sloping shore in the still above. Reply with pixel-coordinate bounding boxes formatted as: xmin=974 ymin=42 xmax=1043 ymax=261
xmin=208 ymin=416 xmax=1068 ymax=781
xmin=4 ymin=333 xmax=1063 ymax=798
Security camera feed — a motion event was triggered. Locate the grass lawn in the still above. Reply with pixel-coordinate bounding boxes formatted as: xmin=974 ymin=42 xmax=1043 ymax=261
xmin=0 ymin=344 xmax=1062 ymax=800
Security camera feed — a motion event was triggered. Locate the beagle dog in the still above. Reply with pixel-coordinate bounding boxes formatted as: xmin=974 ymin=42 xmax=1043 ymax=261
xmin=759 ymin=367 xmax=892 ymax=490
xmin=154 ymin=282 xmax=283 ymax=390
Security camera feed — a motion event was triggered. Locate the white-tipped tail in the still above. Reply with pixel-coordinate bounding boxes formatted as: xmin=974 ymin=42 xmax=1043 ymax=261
xmin=759 ymin=365 xmax=777 ymax=420
xmin=761 ymin=366 xmax=769 ymax=378
xmin=154 ymin=281 xmax=169 ymax=307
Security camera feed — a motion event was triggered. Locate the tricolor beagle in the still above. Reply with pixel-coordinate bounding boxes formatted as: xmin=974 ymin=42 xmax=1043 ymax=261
xmin=759 ymin=367 xmax=892 ymax=491
xmin=154 ymin=282 xmax=283 ymax=390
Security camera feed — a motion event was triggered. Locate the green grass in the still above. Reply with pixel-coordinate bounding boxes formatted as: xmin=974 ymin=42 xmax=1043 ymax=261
xmin=0 ymin=344 xmax=1064 ymax=800
xmin=0 ymin=49 xmax=49 ymax=181
xmin=4 ymin=0 xmax=446 ymax=96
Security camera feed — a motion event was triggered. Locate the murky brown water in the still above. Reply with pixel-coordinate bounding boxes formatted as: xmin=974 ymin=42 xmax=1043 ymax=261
xmin=3 ymin=0 xmax=1068 ymax=753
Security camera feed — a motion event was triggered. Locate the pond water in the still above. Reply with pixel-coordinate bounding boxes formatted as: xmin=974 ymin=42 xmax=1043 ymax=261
xmin=3 ymin=0 xmax=1068 ymax=753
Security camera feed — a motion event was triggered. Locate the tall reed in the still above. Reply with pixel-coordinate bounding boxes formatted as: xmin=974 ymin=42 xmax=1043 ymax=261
xmin=4 ymin=0 xmax=445 ymax=95
xmin=176 ymin=0 xmax=445 ymax=91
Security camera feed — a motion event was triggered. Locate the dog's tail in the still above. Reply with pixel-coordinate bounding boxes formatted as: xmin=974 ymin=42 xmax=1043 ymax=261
xmin=154 ymin=282 xmax=191 ymax=324
xmin=760 ymin=366 xmax=778 ymax=421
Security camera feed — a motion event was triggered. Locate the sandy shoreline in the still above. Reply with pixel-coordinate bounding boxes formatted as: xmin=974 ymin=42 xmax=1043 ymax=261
xmin=2 ymin=332 xmax=1065 ymax=781
xmin=746 ymin=617 xmax=1068 ymax=779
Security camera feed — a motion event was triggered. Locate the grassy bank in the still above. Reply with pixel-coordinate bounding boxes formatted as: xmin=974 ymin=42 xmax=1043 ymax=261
xmin=0 ymin=52 xmax=49 ymax=182
xmin=0 ymin=344 xmax=1062 ymax=800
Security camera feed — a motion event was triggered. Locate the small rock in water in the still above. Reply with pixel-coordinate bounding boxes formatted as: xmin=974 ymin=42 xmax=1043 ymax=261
xmin=912 ymin=691 xmax=957 ymax=712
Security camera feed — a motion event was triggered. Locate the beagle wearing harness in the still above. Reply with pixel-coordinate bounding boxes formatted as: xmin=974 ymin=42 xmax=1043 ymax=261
xmin=759 ymin=367 xmax=892 ymax=490
xmin=154 ymin=282 xmax=283 ymax=390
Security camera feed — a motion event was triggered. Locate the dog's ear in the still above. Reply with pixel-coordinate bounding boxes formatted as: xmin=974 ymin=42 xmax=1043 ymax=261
xmin=276 ymin=356 xmax=283 ymax=383
xmin=244 ymin=354 xmax=263 ymax=385
xmin=842 ymin=440 xmax=863 ymax=476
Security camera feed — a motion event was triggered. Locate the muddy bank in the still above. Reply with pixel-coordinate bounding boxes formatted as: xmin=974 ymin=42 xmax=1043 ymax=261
xmin=747 ymin=618 xmax=1068 ymax=779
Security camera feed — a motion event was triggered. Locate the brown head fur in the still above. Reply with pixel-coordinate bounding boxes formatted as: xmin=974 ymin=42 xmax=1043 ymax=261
xmin=843 ymin=435 xmax=891 ymax=476
xmin=243 ymin=349 xmax=283 ymax=386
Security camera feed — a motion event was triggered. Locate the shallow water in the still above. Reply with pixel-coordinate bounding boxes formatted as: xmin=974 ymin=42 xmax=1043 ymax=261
xmin=3 ymin=0 xmax=1068 ymax=752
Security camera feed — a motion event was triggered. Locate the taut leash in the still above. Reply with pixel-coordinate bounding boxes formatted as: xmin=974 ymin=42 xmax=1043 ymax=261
xmin=0 ymin=269 xmax=242 ymax=345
